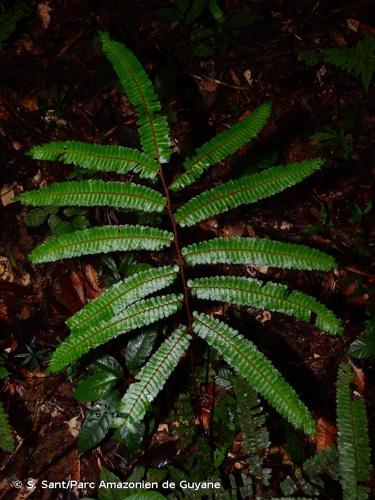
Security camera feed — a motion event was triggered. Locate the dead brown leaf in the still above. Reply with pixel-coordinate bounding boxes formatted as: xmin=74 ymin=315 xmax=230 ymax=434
xmin=38 ymin=3 xmax=51 ymax=28
xmin=316 ymin=417 xmax=336 ymax=450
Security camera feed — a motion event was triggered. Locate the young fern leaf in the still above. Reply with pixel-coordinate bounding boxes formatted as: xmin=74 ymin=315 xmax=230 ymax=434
xmin=48 ymin=294 xmax=183 ymax=372
xmin=27 ymin=141 xmax=159 ymax=179
xmin=233 ymin=377 xmax=270 ymax=479
xmin=336 ymin=363 xmax=371 ymax=500
xmin=170 ymin=102 xmax=272 ymax=191
xmin=193 ymin=313 xmax=316 ymax=435
xmin=182 ymin=237 xmax=336 ymax=270
xmin=29 ymin=225 xmax=173 ymax=263
xmin=67 ymin=265 xmax=179 ymax=331
xmin=0 ymin=401 xmax=14 ymax=452
xmin=114 ymin=327 xmax=191 ymax=433
xmin=16 ymin=180 xmax=166 ymax=213
xmin=175 ymin=159 xmax=324 ymax=227
xmin=100 ymin=31 xmax=171 ymax=163
xmin=189 ymin=276 xmax=342 ymax=335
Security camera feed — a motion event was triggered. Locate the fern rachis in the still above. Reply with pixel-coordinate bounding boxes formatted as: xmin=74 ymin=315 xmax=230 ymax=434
xmin=17 ymin=32 xmax=344 ymax=453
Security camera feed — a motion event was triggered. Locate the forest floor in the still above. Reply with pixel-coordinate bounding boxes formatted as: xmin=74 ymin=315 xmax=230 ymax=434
xmin=0 ymin=0 xmax=374 ymax=499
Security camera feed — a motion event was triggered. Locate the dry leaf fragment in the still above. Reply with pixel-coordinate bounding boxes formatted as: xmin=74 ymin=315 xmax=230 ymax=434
xmin=243 ymin=69 xmax=252 ymax=85
xmin=21 ymin=95 xmax=39 ymax=112
xmin=347 ymin=18 xmax=360 ymax=32
xmin=349 ymin=360 xmax=365 ymax=393
xmin=316 ymin=417 xmax=336 ymax=450
xmin=70 ymin=270 xmax=86 ymax=305
xmin=38 ymin=3 xmax=51 ymax=28
xmin=1 ymin=183 xmax=16 ymax=206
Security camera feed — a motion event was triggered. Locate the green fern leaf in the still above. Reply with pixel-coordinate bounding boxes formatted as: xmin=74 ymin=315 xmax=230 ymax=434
xmin=0 ymin=401 xmax=14 ymax=452
xmin=114 ymin=327 xmax=191 ymax=433
xmin=193 ymin=313 xmax=315 ymax=435
xmin=16 ymin=180 xmax=166 ymax=213
xmin=175 ymin=159 xmax=324 ymax=226
xmin=189 ymin=276 xmax=342 ymax=335
xmin=303 ymin=445 xmax=339 ymax=489
xmin=233 ymin=377 xmax=270 ymax=478
xmin=48 ymin=294 xmax=183 ymax=372
xmin=336 ymin=363 xmax=371 ymax=500
xmin=29 ymin=225 xmax=173 ymax=263
xmin=100 ymin=32 xmax=171 ymax=163
xmin=170 ymin=102 xmax=272 ymax=191
xmin=27 ymin=141 xmax=160 ymax=179
xmin=67 ymin=265 xmax=178 ymax=331
xmin=299 ymin=34 xmax=374 ymax=91
xmin=182 ymin=237 xmax=336 ymax=270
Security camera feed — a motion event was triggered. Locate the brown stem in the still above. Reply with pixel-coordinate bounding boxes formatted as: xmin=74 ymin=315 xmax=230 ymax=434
xmin=158 ymin=166 xmax=193 ymax=333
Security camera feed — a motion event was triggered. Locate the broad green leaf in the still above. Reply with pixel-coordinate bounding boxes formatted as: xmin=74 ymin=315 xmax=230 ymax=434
xmin=125 ymin=328 xmax=158 ymax=374
xmin=348 ymin=328 xmax=375 ymax=359
xmin=74 ymin=370 xmax=119 ymax=402
xmin=78 ymin=391 xmax=119 ymax=453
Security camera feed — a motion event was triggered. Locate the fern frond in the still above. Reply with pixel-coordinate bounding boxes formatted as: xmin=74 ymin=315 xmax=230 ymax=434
xmin=336 ymin=363 xmax=371 ymax=500
xmin=27 ymin=141 xmax=160 ymax=179
xmin=48 ymin=294 xmax=183 ymax=372
xmin=303 ymin=445 xmax=339 ymax=489
xmin=29 ymin=225 xmax=173 ymax=263
xmin=193 ymin=313 xmax=315 ymax=435
xmin=67 ymin=265 xmax=179 ymax=331
xmin=175 ymin=159 xmax=324 ymax=226
xmin=170 ymin=102 xmax=272 ymax=191
xmin=17 ymin=180 xmax=166 ymax=213
xmin=0 ymin=401 xmax=14 ymax=452
xmin=100 ymin=32 xmax=171 ymax=163
xmin=114 ymin=327 xmax=191 ymax=433
xmin=182 ymin=237 xmax=336 ymax=270
xmin=189 ymin=276 xmax=342 ymax=335
xmin=233 ymin=377 xmax=270 ymax=478
xmin=299 ymin=34 xmax=374 ymax=91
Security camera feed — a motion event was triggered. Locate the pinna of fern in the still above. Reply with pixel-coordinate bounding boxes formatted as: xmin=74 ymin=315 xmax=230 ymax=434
xmin=0 ymin=368 xmax=14 ymax=452
xmin=17 ymin=31 xmax=344 ymax=442
xmin=336 ymin=363 xmax=371 ymax=500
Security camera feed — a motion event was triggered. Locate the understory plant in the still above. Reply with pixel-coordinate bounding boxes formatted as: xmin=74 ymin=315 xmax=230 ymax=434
xmin=0 ymin=365 xmax=13 ymax=452
xmin=299 ymin=33 xmax=375 ymax=91
xmin=16 ymin=32 xmax=344 ymax=450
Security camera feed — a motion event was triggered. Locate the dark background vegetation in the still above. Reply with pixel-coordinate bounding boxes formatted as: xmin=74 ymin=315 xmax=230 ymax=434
xmin=0 ymin=0 xmax=374 ymax=498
